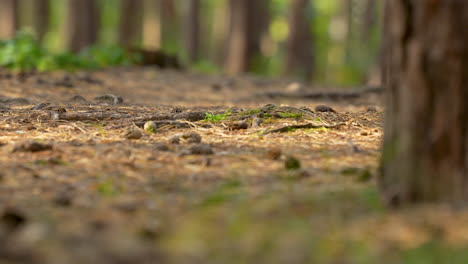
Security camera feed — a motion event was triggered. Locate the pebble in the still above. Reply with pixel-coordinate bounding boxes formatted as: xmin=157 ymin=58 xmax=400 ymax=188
xmin=69 ymin=95 xmax=88 ymax=103
xmin=95 ymin=94 xmax=124 ymax=105
xmin=124 ymin=127 xmax=142 ymax=140
xmin=315 ymin=105 xmax=336 ymax=113
xmin=285 ymin=155 xmax=301 ymax=170
xmin=267 ymin=148 xmax=282 ymax=160
xmin=154 ymin=143 xmax=170 ymax=151
xmin=367 ymin=106 xmax=378 ymax=112
xmin=181 ymin=132 xmax=202 ymax=144
xmin=228 ymin=121 xmax=249 ymax=130
xmin=186 ymin=144 xmax=214 ymax=155
xmin=252 ymin=117 xmax=263 ymax=127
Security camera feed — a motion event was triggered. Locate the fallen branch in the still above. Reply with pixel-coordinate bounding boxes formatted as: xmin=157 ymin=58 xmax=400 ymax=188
xmin=262 ymin=122 xmax=345 ymax=135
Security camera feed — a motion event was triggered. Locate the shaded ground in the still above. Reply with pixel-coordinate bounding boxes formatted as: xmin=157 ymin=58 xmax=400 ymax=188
xmin=1 ymin=68 xmax=468 ymax=264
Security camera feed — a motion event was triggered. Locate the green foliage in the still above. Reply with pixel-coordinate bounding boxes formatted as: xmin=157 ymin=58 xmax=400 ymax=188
xmin=204 ymin=108 xmax=232 ymax=123
xmin=0 ymin=32 xmax=46 ymax=71
xmin=0 ymin=32 xmax=138 ymax=72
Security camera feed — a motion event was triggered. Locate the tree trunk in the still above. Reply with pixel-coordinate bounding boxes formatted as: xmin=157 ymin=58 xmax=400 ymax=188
xmin=379 ymin=0 xmax=468 ymax=205
xmin=34 ymin=0 xmax=50 ymax=41
xmin=0 ymin=0 xmax=18 ymax=39
xmin=119 ymin=0 xmax=143 ymax=48
xmin=66 ymin=0 xmax=100 ymax=52
xmin=185 ymin=0 xmax=200 ymax=62
xmin=160 ymin=0 xmax=179 ymax=52
xmin=224 ymin=0 xmax=266 ymax=74
xmin=285 ymin=0 xmax=314 ymax=81
xmin=142 ymin=0 xmax=161 ymax=49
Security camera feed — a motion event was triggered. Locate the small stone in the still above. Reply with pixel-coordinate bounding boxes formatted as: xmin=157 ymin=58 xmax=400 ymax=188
xmin=187 ymin=144 xmax=214 ymax=155
xmin=69 ymin=95 xmax=88 ymax=103
xmin=180 ymin=132 xmax=202 ymax=144
xmin=169 ymin=135 xmax=180 ymax=144
xmin=0 ymin=104 xmax=11 ymax=112
xmin=144 ymin=121 xmax=157 ymax=134
xmin=285 ymin=155 xmax=301 ymax=170
xmin=94 ymin=94 xmax=123 ymax=105
xmin=13 ymin=141 xmax=53 ymax=152
xmin=267 ymin=148 xmax=282 ymax=160
xmin=367 ymin=106 xmax=378 ymax=112
xmin=252 ymin=117 xmax=263 ymax=127
xmin=360 ymin=131 xmax=369 ymax=136
xmin=124 ymin=127 xmax=142 ymax=140
xmin=31 ymin=102 xmax=50 ymax=110
xmin=315 ymin=105 xmax=336 ymax=113
xmin=154 ymin=143 xmax=170 ymax=151
xmin=53 ymin=193 xmax=73 ymax=207
xmin=228 ymin=121 xmax=249 ymax=130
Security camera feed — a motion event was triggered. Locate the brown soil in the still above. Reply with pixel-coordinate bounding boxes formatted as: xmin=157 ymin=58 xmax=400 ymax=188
xmin=0 ymin=68 xmax=465 ymax=264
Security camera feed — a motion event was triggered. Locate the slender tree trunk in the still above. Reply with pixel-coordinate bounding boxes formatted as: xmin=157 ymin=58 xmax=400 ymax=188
xmin=185 ymin=0 xmax=200 ymax=62
xmin=379 ymin=0 xmax=468 ymax=205
xmin=160 ymin=0 xmax=179 ymax=52
xmin=224 ymin=0 xmax=266 ymax=74
xmin=66 ymin=0 xmax=100 ymax=52
xmin=285 ymin=0 xmax=314 ymax=81
xmin=362 ymin=0 xmax=376 ymax=43
xmin=142 ymin=0 xmax=161 ymax=49
xmin=34 ymin=0 xmax=50 ymax=41
xmin=0 ymin=0 xmax=18 ymax=39
xmin=119 ymin=0 xmax=143 ymax=48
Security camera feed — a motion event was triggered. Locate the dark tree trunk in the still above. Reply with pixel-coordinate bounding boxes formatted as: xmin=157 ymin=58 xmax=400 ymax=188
xmin=66 ymin=0 xmax=100 ymax=52
xmin=362 ymin=0 xmax=377 ymax=43
xmin=185 ymin=0 xmax=200 ymax=62
xmin=225 ymin=0 xmax=266 ymax=74
xmin=285 ymin=0 xmax=314 ymax=81
xmin=379 ymin=0 xmax=468 ymax=205
xmin=34 ymin=0 xmax=50 ymax=41
xmin=160 ymin=0 xmax=179 ymax=51
xmin=0 ymin=0 xmax=18 ymax=39
xmin=119 ymin=0 xmax=143 ymax=47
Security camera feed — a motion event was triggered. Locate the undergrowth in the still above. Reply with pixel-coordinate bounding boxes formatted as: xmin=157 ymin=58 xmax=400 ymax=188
xmin=0 ymin=31 xmax=139 ymax=72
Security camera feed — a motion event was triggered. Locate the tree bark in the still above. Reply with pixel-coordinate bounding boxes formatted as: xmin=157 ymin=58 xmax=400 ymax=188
xmin=0 ymin=0 xmax=18 ymax=39
xmin=119 ymin=0 xmax=143 ymax=48
xmin=34 ymin=0 xmax=50 ymax=41
xmin=379 ymin=0 xmax=468 ymax=205
xmin=285 ymin=0 xmax=314 ymax=81
xmin=224 ymin=0 xmax=267 ymax=74
xmin=185 ymin=0 xmax=200 ymax=62
xmin=66 ymin=0 xmax=100 ymax=52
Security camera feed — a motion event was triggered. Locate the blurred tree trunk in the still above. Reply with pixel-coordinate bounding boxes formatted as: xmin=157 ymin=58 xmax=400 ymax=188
xmin=362 ymin=0 xmax=376 ymax=43
xmin=160 ymin=0 xmax=179 ymax=52
xmin=379 ymin=0 xmax=468 ymax=205
xmin=142 ymin=0 xmax=161 ymax=49
xmin=34 ymin=0 xmax=50 ymax=41
xmin=66 ymin=0 xmax=100 ymax=52
xmin=344 ymin=0 xmax=353 ymax=64
xmin=0 ymin=0 xmax=18 ymax=39
xmin=119 ymin=0 xmax=143 ymax=47
xmin=185 ymin=0 xmax=200 ymax=62
xmin=225 ymin=0 xmax=267 ymax=74
xmin=285 ymin=0 xmax=314 ymax=81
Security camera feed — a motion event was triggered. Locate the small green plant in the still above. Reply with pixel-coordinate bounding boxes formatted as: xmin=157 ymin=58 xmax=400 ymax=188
xmin=97 ymin=180 xmax=120 ymax=197
xmin=279 ymin=112 xmax=303 ymax=119
xmin=203 ymin=108 xmax=232 ymax=123
xmin=0 ymin=31 xmax=138 ymax=72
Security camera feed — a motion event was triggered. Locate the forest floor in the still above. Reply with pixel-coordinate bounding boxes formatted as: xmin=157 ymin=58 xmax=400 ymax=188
xmin=1 ymin=67 xmax=468 ymax=264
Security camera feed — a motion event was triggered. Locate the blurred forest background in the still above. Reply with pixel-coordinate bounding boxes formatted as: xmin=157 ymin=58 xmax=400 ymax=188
xmin=0 ymin=0 xmax=383 ymax=86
